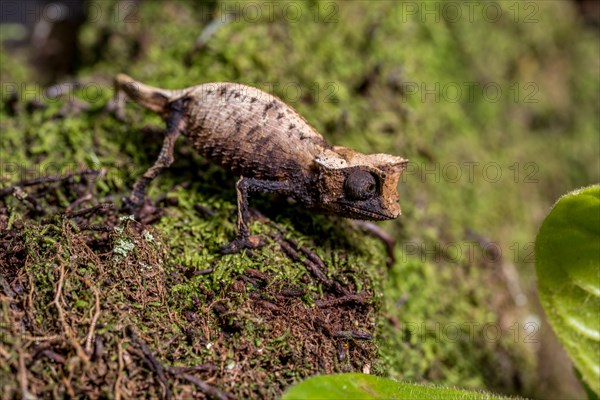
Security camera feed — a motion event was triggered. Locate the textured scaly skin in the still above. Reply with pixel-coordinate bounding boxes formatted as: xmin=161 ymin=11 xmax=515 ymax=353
xmin=114 ymin=73 xmax=408 ymax=241
xmin=181 ymin=83 xmax=329 ymax=182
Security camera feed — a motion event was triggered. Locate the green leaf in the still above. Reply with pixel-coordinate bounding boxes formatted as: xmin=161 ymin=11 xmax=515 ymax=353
xmin=535 ymin=185 xmax=600 ymax=395
xmin=280 ymin=373 xmax=513 ymax=400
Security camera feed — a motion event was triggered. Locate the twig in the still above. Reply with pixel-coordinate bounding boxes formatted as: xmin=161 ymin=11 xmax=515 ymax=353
xmin=314 ymin=318 xmax=332 ymax=337
xmin=236 ymin=207 xmax=354 ymax=296
xmin=165 ymin=364 xmax=217 ymax=374
xmin=0 ymin=273 xmax=16 ymax=298
xmin=0 ymin=344 xmax=10 ymax=361
xmin=276 ymin=234 xmax=329 ymax=274
xmin=12 ymin=187 xmax=43 ymax=214
xmin=63 ymin=376 xmax=76 ymax=398
xmin=127 ymin=326 xmax=171 ymax=400
xmin=243 ymin=269 xmax=269 ymax=282
xmin=194 ymin=203 xmax=216 ymax=217
xmin=64 ymin=202 xmax=114 ymax=219
xmin=0 ymin=169 xmax=103 ymax=198
xmin=76 ymin=276 xmax=101 ymax=355
xmin=262 ymin=216 xmax=332 ymax=277
xmin=26 ymin=274 xmax=36 ymax=332
xmin=153 ymin=181 xmax=191 ymax=206
xmin=22 ymin=334 xmax=61 ymax=342
xmin=279 ymin=288 xmax=306 ymax=297
xmin=315 ymin=294 xmax=368 ymax=308
xmin=53 ymin=257 xmax=90 ymax=366
xmin=17 ymin=347 xmax=33 ymax=400
xmin=39 ymin=349 xmax=66 ymax=364
xmin=253 ymin=299 xmax=280 ymax=312
xmin=337 ymin=342 xmax=346 ymax=362
xmin=115 ymin=340 xmax=124 ymax=400
xmin=76 ymin=224 xmax=114 ymax=232
xmin=179 ymin=373 xmax=234 ymax=400
xmin=141 ymin=209 xmax=165 ymax=225
xmin=65 ymin=193 xmax=93 ymax=213
xmin=332 ymin=330 xmax=373 ymax=340
xmin=298 ymin=243 xmax=329 ymax=273
xmin=351 ymin=220 xmax=396 ymax=268
xmin=277 ymin=237 xmax=330 ymax=286
xmin=193 ymin=268 xmax=214 ymax=276
xmin=277 ymin=235 xmax=350 ymax=296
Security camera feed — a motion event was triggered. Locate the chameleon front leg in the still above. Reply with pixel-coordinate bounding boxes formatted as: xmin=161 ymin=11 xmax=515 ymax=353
xmin=221 ymin=177 xmax=291 ymax=254
xmin=123 ymin=99 xmax=186 ymax=212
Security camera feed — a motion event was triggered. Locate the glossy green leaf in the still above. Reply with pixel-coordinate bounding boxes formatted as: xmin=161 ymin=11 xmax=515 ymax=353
xmin=281 ymin=373 xmax=513 ymax=400
xmin=536 ymin=185 xmax=600 ymax=395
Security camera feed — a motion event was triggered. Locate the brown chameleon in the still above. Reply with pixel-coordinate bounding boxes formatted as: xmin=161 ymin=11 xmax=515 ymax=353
xmin=112 ymin=74 xmax=408 ymax=253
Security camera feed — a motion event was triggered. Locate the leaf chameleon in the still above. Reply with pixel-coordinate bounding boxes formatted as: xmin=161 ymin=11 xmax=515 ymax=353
xmin=112 ymin=74 xmax=408 ymax=253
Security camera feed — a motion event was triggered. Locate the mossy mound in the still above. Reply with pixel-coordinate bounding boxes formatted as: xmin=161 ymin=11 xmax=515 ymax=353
xmin=0 ymin=171 xmax=386 ymax=398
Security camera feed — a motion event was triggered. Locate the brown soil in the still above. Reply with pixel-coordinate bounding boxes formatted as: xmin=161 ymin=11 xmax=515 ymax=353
xmin=0 ymin=171 xmax=379 ymax=399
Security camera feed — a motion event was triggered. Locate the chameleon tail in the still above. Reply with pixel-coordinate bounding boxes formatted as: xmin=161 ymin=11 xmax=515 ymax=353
xmin=114 ymin=73 xmax=180 ymax=116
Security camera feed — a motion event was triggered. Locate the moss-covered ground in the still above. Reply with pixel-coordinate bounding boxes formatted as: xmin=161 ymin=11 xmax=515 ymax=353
xmin=1 ymin=1 xmax=598 ymax=398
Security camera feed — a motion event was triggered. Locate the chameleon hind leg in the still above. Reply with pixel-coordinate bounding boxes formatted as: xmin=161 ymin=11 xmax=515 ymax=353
xmin=221 ymin=177 xmax=291 ymax=254
xmin=123 ymin=98 xmax=186 ymax=213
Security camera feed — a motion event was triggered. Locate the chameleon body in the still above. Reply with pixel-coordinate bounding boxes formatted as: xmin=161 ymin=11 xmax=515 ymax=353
xmin=113 ymin=74 xmax=408 ymax=252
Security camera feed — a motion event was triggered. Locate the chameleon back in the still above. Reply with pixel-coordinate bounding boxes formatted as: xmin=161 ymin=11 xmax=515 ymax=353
xmin=182 ymin=83 xmax=330 ymax=181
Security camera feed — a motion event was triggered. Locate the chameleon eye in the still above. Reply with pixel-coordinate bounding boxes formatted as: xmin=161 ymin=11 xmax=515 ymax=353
xmin=344 ymin=170 xmax=378 ymax=200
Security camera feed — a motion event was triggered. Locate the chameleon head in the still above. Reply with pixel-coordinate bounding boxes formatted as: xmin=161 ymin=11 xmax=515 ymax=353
xmin=314 ymin=146 xmax=408 ymax=220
